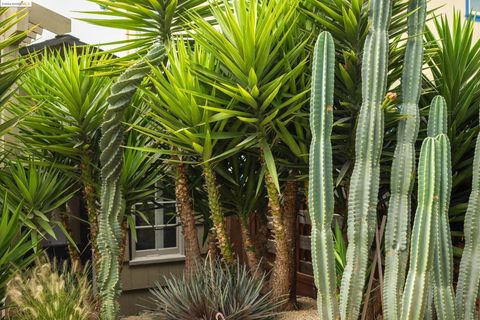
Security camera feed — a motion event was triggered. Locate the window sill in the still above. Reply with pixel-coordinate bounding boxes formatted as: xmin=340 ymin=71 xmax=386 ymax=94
xmin=129 ymin=253 xmax=185 ymax=266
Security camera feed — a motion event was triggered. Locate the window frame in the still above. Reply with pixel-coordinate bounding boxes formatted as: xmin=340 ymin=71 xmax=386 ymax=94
xmin=466 ymin=0 xmax=480 ymax=21
xmin=129 ymin=199 xmax=185 ymax=264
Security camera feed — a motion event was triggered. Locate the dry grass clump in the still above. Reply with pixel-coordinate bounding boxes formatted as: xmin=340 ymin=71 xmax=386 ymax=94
xmin=7 ymin=259 xmax=96 ymax=320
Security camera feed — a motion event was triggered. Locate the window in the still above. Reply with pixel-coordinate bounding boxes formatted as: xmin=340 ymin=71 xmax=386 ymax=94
xmin=130 ymin=199 xmax=184 ymax=265
xmin=467 ymin=0 xmax=480 ymax=20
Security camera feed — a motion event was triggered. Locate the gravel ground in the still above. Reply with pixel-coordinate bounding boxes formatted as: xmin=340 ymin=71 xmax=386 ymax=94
xmin=122 ymin=297 xmax=317 ymax=320
xmin=277 ymin=297 xmax=317 ymax=320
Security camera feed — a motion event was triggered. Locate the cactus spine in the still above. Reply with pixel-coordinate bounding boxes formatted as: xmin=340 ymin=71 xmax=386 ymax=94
xmin=308 ymin=31 xmax=338 ymax=320
xmin=428 ymin=96 xmax=456 ymax=320
xmin=97 ymin=43 xmax=165 ymax=319
xmin=383 ymin=1 xmax=426 ymax=318
xmin=339 ymin=1 xmax=391 ymax=319
xmin=456 ymin=108 xmax=480 ymax=320
xmin=400 ymin=96 xmax=450 ymax=320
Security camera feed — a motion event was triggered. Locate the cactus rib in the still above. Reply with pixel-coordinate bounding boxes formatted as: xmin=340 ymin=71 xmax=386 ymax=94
xmin=426 ymin=96 xmax=456 ymax=320
xmin=339 ymin=1 xmax=392 ymax=319
xmin=456 ymin=109 xmax=480 ymax=320
xmin=97 ymin=43 xmax=166 ymax=319
xmin=400 ymin=135 xmax=438 ymax=320
xmin=400 ymin=96 xmax=451 ymax=320
xmin=308 ymin=31 xmax=338 ymax=320
xmin=383 ymin=1 xmax=426 ymax=318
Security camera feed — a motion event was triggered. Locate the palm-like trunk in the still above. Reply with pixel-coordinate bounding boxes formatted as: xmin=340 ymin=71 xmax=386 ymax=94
xmin=175 ymin=163 xmax=202 ymax=273
xmin=283 ymin=177 xmax=298 ymax=307
xmin=203 ymin=163 xmax=234 ymax=264
xmin=265 ymin=170 xmax=292 ymax=310
xmin=239 ymin=213 xmax=261 ymax=277
xmin=80 ymin=152 xmax=100 ymax=273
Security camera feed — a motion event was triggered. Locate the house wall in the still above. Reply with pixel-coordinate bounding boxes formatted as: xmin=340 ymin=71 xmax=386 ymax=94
xmin=430 ymin=0 xmax=480 ymax=39
xmin=119 ymin=226 xmax=207 ymax=316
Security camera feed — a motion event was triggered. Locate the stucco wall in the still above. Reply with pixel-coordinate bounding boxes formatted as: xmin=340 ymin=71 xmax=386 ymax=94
xmin=429 ymin=0 xmax=480 ymax=39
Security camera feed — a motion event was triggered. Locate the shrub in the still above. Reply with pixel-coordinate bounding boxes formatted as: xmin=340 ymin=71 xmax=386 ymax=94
xmin=149 ymin=258 xmax=280 ymax=320
xmin=6 ymin=259 xmax=95 ymax=320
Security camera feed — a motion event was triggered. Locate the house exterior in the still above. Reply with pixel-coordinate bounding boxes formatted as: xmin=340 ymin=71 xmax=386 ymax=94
xmin=4 ymin=0 xmax=480 ymax=317
xmin=432 ymin=0 xmax=480 ymax=39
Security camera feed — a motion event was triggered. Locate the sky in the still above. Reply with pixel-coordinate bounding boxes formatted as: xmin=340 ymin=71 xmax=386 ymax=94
xmin=32 ymin=0 xmax=127 ymax=47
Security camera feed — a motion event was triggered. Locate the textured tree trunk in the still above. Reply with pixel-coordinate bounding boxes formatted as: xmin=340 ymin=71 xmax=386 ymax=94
xmin=283 ymin=177 xmax=298 ymax=308
xmin=239 ymin=213 xmax=261 ymax=278
xmin=61 ymin=210 xmax=83 ymax=273
xmin=265 ymin=170 xmax=293 ymax=311
xmin=80 ymin=153 xmax=100 ymax=273
xmin=203 ymin=163 xmax=234 ymax=264
xmin=175 ymin=163 xmax=202 ymax=274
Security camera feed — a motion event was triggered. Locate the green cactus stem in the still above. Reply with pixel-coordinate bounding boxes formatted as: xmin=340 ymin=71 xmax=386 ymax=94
xmin=427 ymin=96 xmax=456 ymax=320
xmin=456 ymin=109 xmax=480 ymax=320
xmin=383 ymin=1 xmax=426 ymax=318
xmin=400 ymin=96 xmax=451 ymax=320
xmin=97 ymin=42 xmax=166 ymax=319
xmin=339 ymin=1 xmax=392 ymax=319
xmin=400 ymin=135 xmax=438 ymax=320
xmin=308 ymin=31 xmax=338 ymax=320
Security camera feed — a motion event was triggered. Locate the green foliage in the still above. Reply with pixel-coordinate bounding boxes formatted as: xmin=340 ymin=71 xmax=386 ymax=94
xmin=0 ymin=200 xmax=36 ymax=305
xmin=6 ymin=259 xmax=94 ymax=320
xmin=383 ymin=1 xmax=426 ymax=318
xmin=425 ymin=12 xmax=480 ymax=223
xmin=338 ymin=1 xmax=391 ymax=319
xmin=0 ymin=161 xmax=76 ymax=246
xmin=308 ymin=31 xmax=338 ymax=320
xmin=149 ymin=258 xmax=280 ymax=320
xmin=82 ymin=0 xmax=213 ymax=63
xmin=13 ymin=48 xmax=112 ymax=166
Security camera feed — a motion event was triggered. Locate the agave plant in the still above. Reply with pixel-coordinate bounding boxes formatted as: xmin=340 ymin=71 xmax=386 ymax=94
xmin=149 ymin=258 xmax=280 ymax=320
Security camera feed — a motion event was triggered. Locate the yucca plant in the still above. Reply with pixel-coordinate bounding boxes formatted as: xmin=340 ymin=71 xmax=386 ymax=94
xmin=137 ymin=39 xmax=245 ymax=264
xmin=191 ymin=0 xmax=307 ymax=307
xmin=82 ymin=2 xmax=214 ymax=315
xmin=218 ymin=153 xmax=268 ymax=275
xmin=0 ymin=161 xmax=77 ymax=248
xmin=0 ymin=198 xmax=36 ymax=306
xmin=6 ymin=259 xmax=95 ymax=320
xmin=425 ymin=11 xmax=480 ymax=240
xmin=13 ymin=47 xmax=113 ymax=268
xmin=149 ymin=258 xmax=280 ymax=320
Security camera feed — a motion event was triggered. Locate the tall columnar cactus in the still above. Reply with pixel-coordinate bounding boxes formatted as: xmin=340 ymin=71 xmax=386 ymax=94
xmin=308 ymin=31 xmax=338 ymax=320
xmin=428 ymin=96 xmax=456 ymax=320
xmin=399 ymin=136 xmax=437 ymax=320
xmin=400 ymin=96 xmax=450 ymax=320
xmin=97 ymin=43 xmax=166 ymax=319
xmin=339 ymin=1 xmax=391 ymax=318
xmin=383 ymin=1 xmax=426 ymax=318
xmin=456 ymin=109 xmax=480 ymax=320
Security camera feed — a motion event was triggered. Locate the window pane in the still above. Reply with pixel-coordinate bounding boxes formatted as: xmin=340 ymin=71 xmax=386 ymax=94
xmin=162 ymin=202 xmax=177 ymax=224
xmin=472 ymin=0 xmax=480 ymax=11
xmin=134 ymin=202 xmax=156 ymax=226
xmin=161 ymin=226 xmax=177 ymax=248
xmin=136 ymin=228 xmax=156 ymax=250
